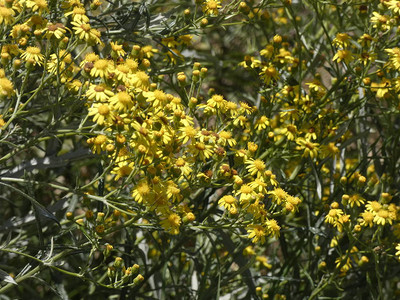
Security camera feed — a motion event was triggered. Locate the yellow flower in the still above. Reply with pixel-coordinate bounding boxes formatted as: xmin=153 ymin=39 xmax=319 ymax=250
xmin=129 ymin=71 xmax=150 ymax=91
xmin=373 ymin=209 xmax=392 ymax=226
xmin=189 ymin=142 xmax=214 ymax=161
xmin=90 ymin=59 xmax=113 ymax=78
xmin=371 ymin=79 xmax=391 ymax=98
xmin=140 ymin=45 xmax=158 ymax=59
xmin=218 ymin=195 xmax=237 ymax=211
xmin=43 ymin=23 xmax=66 ymax=40
xmin=332 ymin=33 xmax=352 ymax=48
xmin=202 ymin=0 xmax=222 ymax=16
xmin=255 ymin=116 xmax=269 ymax=131
xmin=132 ymin=180 xmax=151 ymax=203
xmin=236 ymin=184 xmax=256 ymax=204
xmin=358 ymin=211 xmax=374 ymax=227
xmin=348 ymin=194 xmax=365 ymax=208
xmin=247 ymin=224 xmax=266 ymax=244
xmin=335 ymin=255 xmax=352 ymax=273
xmin=385 ymin=48 xmax=400 ymax=70
xmin=174 ymin=157 xmax=192 ymax=177
xmin=65 ymin=6 xmax=89 ymax=23
xmin=80 ymin=52 xmax=99 ymax=67
xmin=268 ymin=188 xmax=288 ymax=205
xmin=259 ymin=64 xmax=279 ymax=85
xmin=88 ymin=103 xmax=115 ymax=125
xmin=160 ymin=213 xmax=181 ymax=235
xmin=365 ymin=201 xmax=381 ymax=213
xmin=109 ymin=91 xmax=133 ymax=112
xmin=370 ymin=12 xmax=391 ymax=31
xmin=163 ymin=183 xmax=180 ymax=204
xmin=111 ymin=163 xmax=133 ymax=181
xmin=20 ymin=46 xmax=45 ymax=66
xmin=25 ymin=0 xmax=48 ymax=14
xmin=358 ymin=34 xmax=375 ymax=48
xmin=110 ymin=41 xmax=126 ymax=57
xmin=245 ymin=158 xmax=266 ymax=177
xmin=280 ymin=124 xmax=297 ymax=140
xmin=143 ymin=90 xmax=168 ymax=108
xmin=0 ymin=77 xmax=15 ymax=98
xmin=71 ymin=20 xmax=102 ymax=44
xmin=207 ymin=94 xmax=227 ymax=110
xmin=296 ymin=137 xmax=319 ymax=159
xmin=256 ymin=256 xmax=272 ymax=269
xmin=332 ymin=49 xmax=354 ymax=64
xmin=266 ymin=219 xmax=280 ymax=238
xmin=325 ymin=208 xmax=344 ymax=225
xmin=86 ymin=84 xmax=114 ymax=102
xmin=0 ymin=6 xmax=15 ymax=25
xmin=46 ymin=50 xmax=73 ymax=74
xmin=180 ymin=126 xmax=197 ymax=144
xmin=395 ymin=243 xmax=400 ymax=258
xmin=387 ymin=0 xmax=400 ymax=14
xmin=89 ymin=134 xmax=109 ymax=154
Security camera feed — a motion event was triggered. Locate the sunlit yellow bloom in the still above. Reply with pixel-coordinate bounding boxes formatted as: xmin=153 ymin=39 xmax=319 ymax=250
xmin=296 ymin=137 xmax=319 ymax=159
xmin=132 ymin=180 xmax=151 ymax=203
xmin=370 ymin=12 xmax=391 ymax=31
xmin=25 ymin=0 xmax=48 ymax=14
xmin=88 ymin=103 xmax=115 ymax=125
xmin=373 ymin=209 xmax=393 ymax=226
xmin=0 ymin=6 xmax=15 ymax=25
xmin=332 ymin=49 xmax=354 ymax=64
xmin=268 ymin=188 xmax=288 ymax=205
xmin=266 ymin=219 xmax=280 ymax=238
xmin=189 ymin=142 xmax=213 ymax=161
xmin=143 ymin=90 xmax=168 ymax=108
xmin=129 ymin=71 xmax=150 ymax=91
xmin=46 ymin=50 xmax=73 ymax=74
xmin=202 ymin=0 xmax=222 ymax=16
xmin=385 ymin=48 xmax=400 ymax=70
xmin=140 ymin=45 xmax=158 ymax=59
xmin=236 ymin=184 xmax=256 ymax=204
xmin=245 ymin=158 xmax=266 ymax=177
xmin=325 ymin=208 xmax=343 ymax=225
xmin=255 ymin=116 xmax=269 ymax=130
xmin=64 ymin=6 xmax=89 ymax=23
xmin=43 ymin=23 xmax=66 ymax=39
xmin=0 ymin=77 xmax=15 ymax=98
xmin=110 ymin=41 xmax=126 ymax=57
xmin=71 ymin=20 xmax=102 ymax=44
xmin=395 ymin=244 xmax=400 ymax=258
xmin=86 ymin=84 xmax=114 ymax=102
xmin=247 ymin=224 xmax=266 ymax=244
xmin=90 ymin=59 xmax=113 ymax=78
xmin=109 ymin=91 xmax=133 ymax=112
xmin=260 ymin=44 xmax=274 ymax=58
xmin=218 ymin=195 xmax=237 ymax=211
xmin=365 ymin=201 xmax=381 ymax=214
xmin=21 ymin=46 xmax=45 ymax=66
xmin=332 ymin=33 xmax=352 ymax=48
xmin=218 ymin=130 xmax=236 ymax=147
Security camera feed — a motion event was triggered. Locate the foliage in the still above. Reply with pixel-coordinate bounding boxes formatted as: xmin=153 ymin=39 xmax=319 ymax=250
xmin=1 ymin=0 xmax=400 ymax=299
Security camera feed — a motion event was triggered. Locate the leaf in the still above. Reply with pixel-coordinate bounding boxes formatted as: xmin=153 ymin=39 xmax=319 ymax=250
xmin=0 ymin=269 xmax=17 ymax=285
xmin=0 ymin=181 xmax=60 ymax=227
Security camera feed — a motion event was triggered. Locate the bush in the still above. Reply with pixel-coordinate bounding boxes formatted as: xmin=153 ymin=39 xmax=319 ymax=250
xmin=0 ymin=0 xmax=400 ymax=299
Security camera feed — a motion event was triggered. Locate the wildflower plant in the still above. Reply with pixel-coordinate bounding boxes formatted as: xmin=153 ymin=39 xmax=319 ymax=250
xmin=0 ymin=0 xmax=400 ymax=299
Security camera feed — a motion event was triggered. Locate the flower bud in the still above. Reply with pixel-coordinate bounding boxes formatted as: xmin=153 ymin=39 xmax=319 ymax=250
xmin=133 ymin=274 xmax=144 ymax=285
xmin=114 ymin=257 xmax=124 ymax=269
